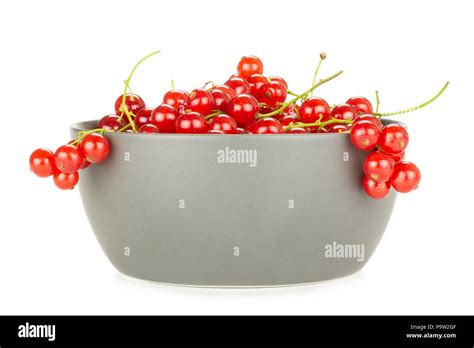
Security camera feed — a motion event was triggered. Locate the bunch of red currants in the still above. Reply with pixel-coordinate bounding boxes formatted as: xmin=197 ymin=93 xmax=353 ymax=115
xmin=349 ymin=111 xmax=420 ymax=199
xmin=29 ymin=133 xmax=110 ymax=190
xmin=94 ymin=54 xmax=352 ymax=137
xmin=29 ymin=51 xmax=446 ymax=196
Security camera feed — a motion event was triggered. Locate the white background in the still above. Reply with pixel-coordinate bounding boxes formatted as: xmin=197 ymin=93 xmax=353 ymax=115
xmin=0 ymin=0 xmax=473 ymax=315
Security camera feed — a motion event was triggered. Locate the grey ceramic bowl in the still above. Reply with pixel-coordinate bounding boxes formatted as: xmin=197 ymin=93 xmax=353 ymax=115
xmin=71 ymin=120 xmax=396 ymax=287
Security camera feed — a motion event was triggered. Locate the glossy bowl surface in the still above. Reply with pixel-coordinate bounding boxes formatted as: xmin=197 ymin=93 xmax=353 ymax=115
xmin=71 ymin=120 xmax=396 ymax=287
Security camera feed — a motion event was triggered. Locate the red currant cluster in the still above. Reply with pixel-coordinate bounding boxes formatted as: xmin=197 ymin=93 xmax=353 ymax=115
xmin=29 ymin=133 xmax=110 ymax=190
xmin=29 ymin=50 xmax=447 ymax=196
xmin=93 ymin=53 xmax=352 ymax=136
xmin=349 ymin=112 xmax=420 ymax=199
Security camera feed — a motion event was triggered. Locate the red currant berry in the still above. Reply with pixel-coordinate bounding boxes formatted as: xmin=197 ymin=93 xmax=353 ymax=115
xmin=66 ymin=140 xmax=90 ymax=169
xmin=259 ymin=81 xmax=287 ymax=107
xmin=79 ymin=156 xmax=91 ymax=170
xmin=54 ymin=144 xmax=83 ymax=174
xmin=311 ymin=127 xmax=328 ymax=133
xmin=253 ymin=117 xmax=283 ymax=134
xmin=98 ymin=115 xmax=122 ymax=131
xmin=246 ymin=74 xmax=268 ymax=100
xmin=299 ymin=97 xmax=331 ymax=123
xmin=150 ymin=104 xmax=178 ymax=133
xmin=350 ymin=120 xmax=380 ymax=151
xmin=245 ymin=122 xmax=257 ymax=133
xmin=208 ymin=129 xmax=225 ymax=134
xmin=390 ymin=161 xmax=421 ymax=193
xmin=310 ymin=126 xmax=326 ymax=134
xmin=258 ymin=104 xmax=276 ymax=115
xmin=268 ymin=76 xmax=288 ymax=89
xmin=282 ymin=103 xmax=299 ymax=117
xmin=114 ymin=93 xmax=145 ymax=116
xmin=346 ymin=96 xmax=373 ymax=115
xmin=175 ymin=112 xmax=208 ymax=134
xmin=227 ymin=94 xmax=259 ymax=128
xmin=138 ymin=124 xmax=160 ymax=133
xmin=353 ymin=114 xmax=383 ymax=130
xmin=30 ymin=148 xmax=55 ymax=178
xmin=363 ymin=151 xmax=395 ymax=183
xmin=210 ymin=84 xmax=236 ymax=99
xmin=208 ymin=114 xmax=237 ymax=134
xmin=53 ymin=170 xmax=79 ymax=190
xmin=80 ymin=133 xmax=110 ymax=163
xmin=388 ymin=151 xmax=405 ymax=164
xmin=279 ymin=115 xmax=298 ymax=128
xmin=362 ymin=176 xmax=391 ymax=199
xmin=225 ymin=77 xmax=251 ymax=96
xmin=287 ymin=127 xmax=307 ymax=133
xmin=331 ymin=104 xmax=356 ymax=121
xmin=378 ymin=124 xmax=409 ymax=155
xmin=237 ymin=55 xmax=264 ymax=79
xmin=135 ymin=108 xmax=154 ymax=129
xmin=187 ymin=88 xmax=216 ymax=116
xmin=163 ymin=90 xmax=188 ymax=111
xmin=210 ymin=89 xmax=230 ymax=113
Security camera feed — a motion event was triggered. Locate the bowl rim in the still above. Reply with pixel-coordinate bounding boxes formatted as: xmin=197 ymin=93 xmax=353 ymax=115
xmin=71 ymin=119 xmax=402 ymax=137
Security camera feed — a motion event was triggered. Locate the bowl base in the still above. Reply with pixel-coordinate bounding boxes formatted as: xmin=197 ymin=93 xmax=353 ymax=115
xmin=117 ymin=267 xmax=363 ymax=289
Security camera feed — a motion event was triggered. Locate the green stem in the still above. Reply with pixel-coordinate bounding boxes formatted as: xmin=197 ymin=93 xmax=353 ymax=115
xmin=287 ymin=90 xmax=299 ymax=97
xmin=202 ymin=81 xmax=215 ymax=89
xmin=120 ymin=50 xmax=161 ymax=132
xmin=72 ymin=128 xmax=105 ymax=145
xmin=118 ymin=123 xmax=132 ymax=132
xmin=375 ymin=90 xmax=380 ymax=113
xmin=205 ymin=110 xmax=222 ymax=120
xmin=283 ymin=118 xmax=352 ymax=132
xmin=374 ymin=81 xmax=449 ymax=117
xmin=258 ymin=70 xmax=343 ymax=119
xmin=171 ymin=79 xmax=175 ymax=90
xmin=72 ymin=122 xmax=132 ymax=145
xmin=310 ymin=52 xmax=326 ymax=97
xmin=77 ymin=128 xmax=105 ymax=137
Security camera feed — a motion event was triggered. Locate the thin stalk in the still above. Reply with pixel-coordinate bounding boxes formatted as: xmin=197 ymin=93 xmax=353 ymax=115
xmin=310 ymin=52 xmax=326 ymax=96
xmin=72 ymin=122 xmax=132 ymax=145
xmin=374 ymin=81 xmax=449 ymax=117
xmin=120 ymin=50 xmax=161 ymax=132
xmin=375 ymin=90 xmax=380 ymax=113
xmin=283 ymin=118 xmax=352 ymax=132
xmin=287 ymin=90 xmax=299 ymax=97
xmin=202 ymin=81 xmax=215 ymax=89
xmin=118 ymin=123 xmax=132 ymax=132
xmin=72 ymin=128 xmax=105 ymax=145
xmin=205 ymin=110 xmax=222 ymax=120
xmin=258 ymin=70 xmax=343 ymax=119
